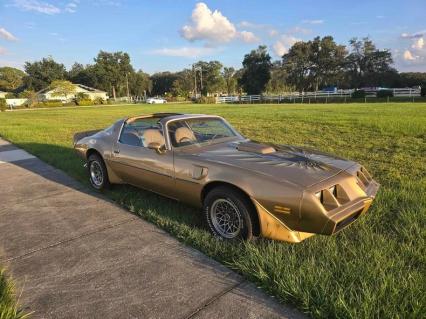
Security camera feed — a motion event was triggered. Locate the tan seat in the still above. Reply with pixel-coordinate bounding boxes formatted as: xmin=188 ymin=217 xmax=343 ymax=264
xmin=142 ymin=129 xmax=165 ymax=147
xmin=175 ymin=127 xmax=196 ymax=144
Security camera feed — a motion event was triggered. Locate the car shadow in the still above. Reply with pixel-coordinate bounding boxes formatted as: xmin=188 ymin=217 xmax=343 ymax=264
xmin=10 ymin=142 xmax=204 ymax=230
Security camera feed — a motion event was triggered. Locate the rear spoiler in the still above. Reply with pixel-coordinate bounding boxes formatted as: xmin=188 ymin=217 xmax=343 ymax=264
xmin=73 ymin=129 xmax=101 ymax=145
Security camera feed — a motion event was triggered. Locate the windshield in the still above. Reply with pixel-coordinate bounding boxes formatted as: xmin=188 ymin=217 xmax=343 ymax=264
xmin=168 ymin=117 xmax=238 ymax=148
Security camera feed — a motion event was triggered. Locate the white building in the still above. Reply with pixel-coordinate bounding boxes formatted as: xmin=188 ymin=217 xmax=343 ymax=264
xmin=0 ymin=91 xmax=7 ymax=99
xmin=37 ymin=84 xmax=109 ymax=102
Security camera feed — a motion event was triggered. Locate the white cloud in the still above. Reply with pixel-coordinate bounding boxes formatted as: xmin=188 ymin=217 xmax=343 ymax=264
xmin=401 ymin=31 xmax=425 ymax=39
xmin=238 ymin=21 xmax=270 ymax=30
xmin=268 ymin=29 xmax=278 ymax=37
xmin=287 ymin=26 xmax=311 ymax=35
xmin=302 ymin=19 xmax=324 ymax=24
xmin=150 ymin=47 xmax=218 ymax=58
xmin=239 ymin=31 xmax=259 ymax=43
xmin=181 ymin=2 xmax=260 ymax=45
xmin=412 ymin=37 xmax=424 ymax=50
xmin=0 ymin=47 xmax=7 ymax=55
xmin=0 ymin=28 xmax=18 ymax=41
xmin=65 ymin=2 xmax=78 ymax=13
xmin=13 ymin=0 xmax=61 ymax=15
xmin=181 ymin=2 xmax=237 ymax=44
xmin=403 ymin=50 xmax=415 ymax=61
xmin=273 ymin=35 xmax=300 ymax=56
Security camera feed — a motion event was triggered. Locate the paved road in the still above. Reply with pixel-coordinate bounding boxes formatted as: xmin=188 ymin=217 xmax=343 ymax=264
xmin=0 ymin=138 xmax=305 ymax=319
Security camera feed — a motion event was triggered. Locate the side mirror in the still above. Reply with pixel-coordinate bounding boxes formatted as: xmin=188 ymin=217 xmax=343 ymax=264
xmin=148 ymin=142 xmax=166 ymax=154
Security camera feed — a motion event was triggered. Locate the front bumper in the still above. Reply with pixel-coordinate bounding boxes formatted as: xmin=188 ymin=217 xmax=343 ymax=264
xmin=321 ymin=179 xmax=379 ymax=235
xmin=253 ymin=176 xmax=379 ymax=243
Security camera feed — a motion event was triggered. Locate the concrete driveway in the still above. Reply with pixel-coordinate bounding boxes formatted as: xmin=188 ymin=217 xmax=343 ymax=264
xmin=0 ymin=139 xmax=305 ymax=319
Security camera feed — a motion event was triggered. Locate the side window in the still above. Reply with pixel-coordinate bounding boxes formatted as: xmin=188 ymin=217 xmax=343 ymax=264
xmin=119 ymin=117 xmax=165 ymax=147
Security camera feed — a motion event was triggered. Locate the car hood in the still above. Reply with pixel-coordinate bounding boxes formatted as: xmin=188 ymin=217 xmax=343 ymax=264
xmin=194 ymin=140 xmax=357 ymax=188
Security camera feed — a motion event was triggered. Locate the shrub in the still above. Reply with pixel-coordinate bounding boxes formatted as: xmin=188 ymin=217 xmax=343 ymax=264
xmin=421 ymin=87 xmax=426 ymax=97
xmin=0 ymin=98 xmax=6 ymax=112
xmin=94 ymin=97 xmax=105 ymax=105
xmin=76 ymin=92 xmax=90 ymax=100
xmin=351 ymin=89 xmax=366 ymax=98
xmin=77 ymin=99 xmax=94 ymax=106
xmin=5 ymin=92 xmax=16 ymax=98
xmin=43 ymin=100 xmax=63 ymax=107
xmin=195 ymin=96 xmax=216 ymax=104
xmin=377 ymin=89 xmax=394 ymax=98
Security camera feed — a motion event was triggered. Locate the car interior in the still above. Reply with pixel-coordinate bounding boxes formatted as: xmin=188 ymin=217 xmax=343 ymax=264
xmin=119 ymin=116 xmax=235 ymax=149
xmin=119 ymin=117 xmax=166 ymax=148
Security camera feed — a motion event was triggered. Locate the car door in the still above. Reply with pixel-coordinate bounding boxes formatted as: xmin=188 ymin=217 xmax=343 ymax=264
xmin=108 ymin=117 xmax=177 ymax=199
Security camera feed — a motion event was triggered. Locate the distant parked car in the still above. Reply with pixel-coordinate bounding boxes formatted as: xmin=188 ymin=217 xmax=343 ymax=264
xmin=146 ymin=97 xmax=167 ymax=104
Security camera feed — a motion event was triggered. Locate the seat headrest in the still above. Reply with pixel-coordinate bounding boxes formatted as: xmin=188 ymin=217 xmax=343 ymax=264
xmin=175 ymin=127 xmax=196 ymax=144
xmin=142 ymin=129 xmax=165 ymax=147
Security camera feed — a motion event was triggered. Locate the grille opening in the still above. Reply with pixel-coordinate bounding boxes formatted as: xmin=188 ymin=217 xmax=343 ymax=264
xmin=316 ymin=184 xmax=349 ymax=210
xmin=335 ymin=209 xmax=363 ymax=233
xmin=356 ymin=171 xmax=368 ymax=190
xmin=361 ymin=167 xmax=373 ymax=182
xmin=335 ymin=184 xmax=350 ymax=204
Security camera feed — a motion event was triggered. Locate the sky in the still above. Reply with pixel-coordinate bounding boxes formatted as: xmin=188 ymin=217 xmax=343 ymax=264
xmin=0 ymin=0 xmax=425 ymax=74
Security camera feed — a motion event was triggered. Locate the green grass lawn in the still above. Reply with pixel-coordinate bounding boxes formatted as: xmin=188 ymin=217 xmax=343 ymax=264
xmin=0 ymin=103 xmax=425 ymax=318
xmin=0 ymin=268 xmax=29 ymax=319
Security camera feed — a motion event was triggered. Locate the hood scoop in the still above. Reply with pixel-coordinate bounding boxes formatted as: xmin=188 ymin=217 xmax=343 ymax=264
xmin=237 ymin=141 xmax=276 ymax=154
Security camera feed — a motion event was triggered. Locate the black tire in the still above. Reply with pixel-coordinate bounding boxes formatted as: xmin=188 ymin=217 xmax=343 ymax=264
xmin=203 ymin=186 xmax=255 ymax=241
xmin=87 ymin=153 xmax=110 ymax=190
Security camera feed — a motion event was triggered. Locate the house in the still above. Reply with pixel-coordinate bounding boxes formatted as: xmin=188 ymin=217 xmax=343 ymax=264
xmin=37 ymin=84 xmax=109 ymax=102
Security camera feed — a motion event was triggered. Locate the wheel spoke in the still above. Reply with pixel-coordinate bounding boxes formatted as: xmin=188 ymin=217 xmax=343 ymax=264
xmin=210 ymin=198 xmax=242 ymax=239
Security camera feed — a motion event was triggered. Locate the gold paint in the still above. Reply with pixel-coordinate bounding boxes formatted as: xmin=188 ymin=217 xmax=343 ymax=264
xmin=74 ymin=113 xmax=380 ymax=243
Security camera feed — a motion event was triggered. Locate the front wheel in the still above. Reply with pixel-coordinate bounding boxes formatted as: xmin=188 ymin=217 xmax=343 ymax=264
xmin=88 ymin=154 xmax=110 ymax=190
xmin=203 ymin=186 xmax=255 ymax=241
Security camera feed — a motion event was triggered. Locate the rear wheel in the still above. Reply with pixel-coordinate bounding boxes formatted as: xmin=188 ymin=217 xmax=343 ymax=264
xmin=203 ymin=186 xmax=255 ymax=241
xmin=88 ymin=153 xmax=110 ymax=190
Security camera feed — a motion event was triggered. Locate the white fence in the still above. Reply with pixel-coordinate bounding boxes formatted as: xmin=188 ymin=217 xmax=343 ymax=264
xmin=216 ymin=88 xmax=421 ymax=103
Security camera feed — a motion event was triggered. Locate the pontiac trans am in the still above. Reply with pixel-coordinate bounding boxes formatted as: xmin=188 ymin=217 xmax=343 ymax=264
xmin=73 ymin=113 xmax=379 ymax=243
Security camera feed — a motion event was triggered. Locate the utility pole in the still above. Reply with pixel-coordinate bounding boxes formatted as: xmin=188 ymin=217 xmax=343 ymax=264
xmin=126 ymin=72 xmax=130 ymax=101
xmin=193 ymin=65 xmax=197 ymax=98
xmin=194 ymin=66 xmax=202 ymax=96
xmin=200 ymin=67 xmax=203 ymax=94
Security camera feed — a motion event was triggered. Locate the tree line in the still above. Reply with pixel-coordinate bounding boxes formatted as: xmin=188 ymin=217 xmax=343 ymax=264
xmin=1 ymin=36 xmax=425 ymax=99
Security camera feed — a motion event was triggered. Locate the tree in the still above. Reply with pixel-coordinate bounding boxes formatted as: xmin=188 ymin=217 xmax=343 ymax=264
xmin=345 ymin=37 xmax=396 ymax=87
xmin=23 ymin=57 xmax=67 ymax=91
xmin=265 ymin=61 xmax=294 ymax=94
xmin=0 ymin=67 xmax=26 ymax=92
xmin=92 ymin=51 xmax=134 ymax=98
xmin=193 ymin=61 xmax=224 ymax=96
xmin=398 ymin=72 xmax=426 ymax=87
xmin=49 ymin=80 xmax=76 ymax=99
xmin=239 ymin=45 xmax=272 ymax=95
xmin=282 ymin=36 xmax=346 ymax=91
xmin=68 ymin=63 xmax=97 ymax=88
xmin=18 ymin=89 xmax=38 ymax=106
xmin=129 ymin=70 xmax=152 ymax=96
xmin=222 ymin=67 xmax=237 ymax=95
xmin=150 ymin=72 xmax=178 ymax=96
xmin=282 ymin=41 xmax=311 ymax=92
xmin=171 ymin=69 xmax=193 ymax=97
xmin=309 ymin=36 xmax=347 ymax=90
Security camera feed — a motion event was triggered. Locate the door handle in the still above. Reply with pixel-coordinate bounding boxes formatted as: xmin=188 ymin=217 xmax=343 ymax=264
xmin=113 ymin=149 xmax=120 ymax=154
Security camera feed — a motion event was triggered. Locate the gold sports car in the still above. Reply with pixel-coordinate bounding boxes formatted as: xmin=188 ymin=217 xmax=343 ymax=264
xmin=74 ymin=113 xmax=379 ymax=243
